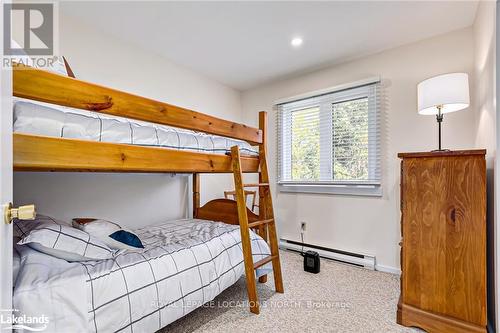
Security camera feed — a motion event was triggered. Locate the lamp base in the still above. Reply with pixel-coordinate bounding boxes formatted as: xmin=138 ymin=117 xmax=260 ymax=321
xmin=436 ymin=107 xmax=444 ymax=151
xmin=431 ymin=148 xmax=451 ymax=152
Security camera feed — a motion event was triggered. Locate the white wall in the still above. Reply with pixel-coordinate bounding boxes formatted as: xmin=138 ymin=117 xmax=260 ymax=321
xmin=475 ymin=2 xmax=497 ymax=163
xmin=13 ymin=13 xmax=243 ymax=229
xmin=241 ymin=28 xmax=476 ymax=271
xmin=473 ymin=1 xmax=497 ymax=330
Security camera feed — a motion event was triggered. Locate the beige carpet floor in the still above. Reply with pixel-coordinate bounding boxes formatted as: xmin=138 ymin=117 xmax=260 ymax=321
xmin=160 ymin=250 xmax=420 ymax=333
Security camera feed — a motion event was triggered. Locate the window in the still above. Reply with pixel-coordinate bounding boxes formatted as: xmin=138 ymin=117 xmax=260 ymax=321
xmin=276 ymin=80 xmax=381 ymax=196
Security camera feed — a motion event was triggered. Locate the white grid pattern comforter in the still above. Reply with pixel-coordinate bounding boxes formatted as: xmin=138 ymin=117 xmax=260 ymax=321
xmin=13 ymin=219 xmax=271 ymax=333
xmin=13 ymin=100 xmax=259 ymax=156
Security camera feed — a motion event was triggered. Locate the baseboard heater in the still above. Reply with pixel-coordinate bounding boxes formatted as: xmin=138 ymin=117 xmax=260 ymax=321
xmin=279 ymin=239 xmax=376 ymax=270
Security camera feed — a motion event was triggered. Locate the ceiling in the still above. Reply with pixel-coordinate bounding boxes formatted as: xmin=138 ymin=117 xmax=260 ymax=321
xmin=61 ymin=1 xmax=479 ymax=91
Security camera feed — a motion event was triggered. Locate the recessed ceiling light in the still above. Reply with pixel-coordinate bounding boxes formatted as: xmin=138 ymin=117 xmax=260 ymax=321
xmin=291 ymin=37 xmax=303 ymax=47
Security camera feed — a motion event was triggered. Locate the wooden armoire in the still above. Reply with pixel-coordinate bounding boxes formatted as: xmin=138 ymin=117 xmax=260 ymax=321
xmin=397 ymin=150 xmax=487 ymax=333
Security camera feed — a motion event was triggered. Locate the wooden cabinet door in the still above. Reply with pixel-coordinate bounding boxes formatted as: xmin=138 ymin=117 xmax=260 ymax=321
xmin=401 ymin=155 xmax=486 ymax=326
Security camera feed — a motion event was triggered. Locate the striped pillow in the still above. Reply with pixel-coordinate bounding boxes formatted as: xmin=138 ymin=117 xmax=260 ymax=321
xmin=13 ymin=214 xmax=62 ymax=238
xmin=18 ymin=218 xmax=114 ymax=262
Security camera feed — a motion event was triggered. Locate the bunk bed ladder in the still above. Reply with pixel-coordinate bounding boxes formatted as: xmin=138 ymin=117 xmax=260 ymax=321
xmin=230 ymin=143 xmax=284 ymax=315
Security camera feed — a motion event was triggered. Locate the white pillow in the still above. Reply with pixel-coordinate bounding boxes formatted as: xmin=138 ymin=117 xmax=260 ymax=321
xmin=18 ymin=219 xmax=114 ymax=262
xmin=14 ymin=214 xmax=60 ymax=238
xmin=10 ymin=39 xmax=68 ymax=76
xmin=72 ymin=219 xmax=143 ymax=251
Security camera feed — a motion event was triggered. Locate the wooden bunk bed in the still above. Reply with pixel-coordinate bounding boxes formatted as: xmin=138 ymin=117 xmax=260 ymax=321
xmin=12 ymin=63 xmax=284 ymax=314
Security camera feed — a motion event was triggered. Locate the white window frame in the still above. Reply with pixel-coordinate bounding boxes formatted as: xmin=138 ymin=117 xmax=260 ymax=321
xmin=276 ymin=77 xmax=382 ymax=197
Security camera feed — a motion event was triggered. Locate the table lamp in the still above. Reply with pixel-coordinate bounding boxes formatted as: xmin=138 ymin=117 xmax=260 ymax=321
xmin=417 ymin=73 xmax=470 ymax=151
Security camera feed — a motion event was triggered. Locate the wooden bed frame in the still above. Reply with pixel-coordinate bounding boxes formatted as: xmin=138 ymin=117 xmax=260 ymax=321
xmin=12 ymin=63 xmax=284 ymax=314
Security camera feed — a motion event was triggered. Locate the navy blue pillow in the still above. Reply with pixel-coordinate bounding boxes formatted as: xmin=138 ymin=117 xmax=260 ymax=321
xmin=109 ymin=230 xmax=144 ymax=249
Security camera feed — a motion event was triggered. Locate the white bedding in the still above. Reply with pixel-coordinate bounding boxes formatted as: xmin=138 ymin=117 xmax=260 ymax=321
xmin=13 ymin=218 xmax=271 ymax=332
xmin=13 ymin=100 xmax=259 ymax=156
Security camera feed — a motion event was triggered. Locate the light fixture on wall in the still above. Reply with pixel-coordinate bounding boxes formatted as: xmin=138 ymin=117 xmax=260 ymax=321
xmin=417 ymin=73 xmax=470 ymax=151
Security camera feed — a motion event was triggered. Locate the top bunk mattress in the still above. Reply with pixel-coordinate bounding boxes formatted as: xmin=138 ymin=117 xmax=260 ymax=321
xmin=13 ymin=100 xmax=259 ymax=156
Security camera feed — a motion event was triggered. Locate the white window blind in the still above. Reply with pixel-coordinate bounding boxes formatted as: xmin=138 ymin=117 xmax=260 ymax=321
xmin=276 ymin=81 xmax=381 ymax=195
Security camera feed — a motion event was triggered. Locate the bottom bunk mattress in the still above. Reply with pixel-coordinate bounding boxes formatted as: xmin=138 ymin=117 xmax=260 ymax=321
xmin=13 ymin=218 xmax=271 ymax=333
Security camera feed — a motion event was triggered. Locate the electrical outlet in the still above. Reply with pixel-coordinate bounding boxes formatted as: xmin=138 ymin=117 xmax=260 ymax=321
xmin=300 ymin=221 xmax=307 ymax=232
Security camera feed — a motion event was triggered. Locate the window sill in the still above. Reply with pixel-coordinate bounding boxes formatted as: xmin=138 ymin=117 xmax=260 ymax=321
xmin=277 ymin=183 xmax=382 ymax=197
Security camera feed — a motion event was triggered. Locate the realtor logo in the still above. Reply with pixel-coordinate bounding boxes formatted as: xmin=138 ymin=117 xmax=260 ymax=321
xmin=3 ymin=3 xmax=54 ymax=56
xmin=0 ymin=309 xmax=49 ymax=331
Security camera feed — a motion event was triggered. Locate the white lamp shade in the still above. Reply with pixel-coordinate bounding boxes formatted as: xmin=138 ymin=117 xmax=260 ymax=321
xmin=417 ymin=73 xmax=470 ymax=115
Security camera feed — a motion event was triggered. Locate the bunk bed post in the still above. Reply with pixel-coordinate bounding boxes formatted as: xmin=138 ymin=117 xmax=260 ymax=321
xmin=258 ymin=111 xmax=284 ymax=293
xmin=193 ymin=173 xmax=200 ymax=218
xmin=257 ymin=113 xmax=269 ymax=284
